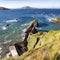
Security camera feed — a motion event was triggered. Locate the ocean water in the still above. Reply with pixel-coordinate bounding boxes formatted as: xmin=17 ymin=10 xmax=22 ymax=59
xmin=0 ymin=9 xmax=60 ymax=58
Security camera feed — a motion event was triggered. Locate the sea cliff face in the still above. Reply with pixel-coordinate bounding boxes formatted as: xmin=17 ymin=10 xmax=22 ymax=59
xmin=4 ymin=30 xmax=60 ymax=60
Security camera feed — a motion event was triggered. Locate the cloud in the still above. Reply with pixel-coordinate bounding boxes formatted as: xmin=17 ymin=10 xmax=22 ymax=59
xmin=2 ymin=0 xmax=26 ymax=1
xmin=0 ymin=0 xmax=60 ymax=8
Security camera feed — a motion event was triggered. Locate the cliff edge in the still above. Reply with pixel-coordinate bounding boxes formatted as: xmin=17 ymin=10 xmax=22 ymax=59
xmin=4 ymin=30 xmax=60 ymax=60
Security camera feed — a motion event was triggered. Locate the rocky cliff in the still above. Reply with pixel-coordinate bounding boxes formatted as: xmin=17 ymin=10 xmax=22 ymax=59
xmin=4 ymin=30 xmax=60 ymax=60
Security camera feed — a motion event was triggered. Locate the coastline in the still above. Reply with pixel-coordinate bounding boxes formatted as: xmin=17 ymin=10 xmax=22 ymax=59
xmin=3 ymin=19 xmax=60 ymax=60
xmin=0 ymin=9 xmax=60 ymax=60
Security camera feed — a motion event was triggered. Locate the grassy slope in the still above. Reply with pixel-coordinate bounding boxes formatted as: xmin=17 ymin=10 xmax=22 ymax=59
xmin=3 ymin=30 xmax=60 ymax=60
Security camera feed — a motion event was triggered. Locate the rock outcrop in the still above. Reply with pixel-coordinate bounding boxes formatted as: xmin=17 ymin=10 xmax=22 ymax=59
xmin=14 ymin=41 xmax=28 ymax=56
xmin=52 ymin=18 xmax=60 ymax=23
xmin=24 ymin=19 xmax=39 ymax=47
xmin=7 ymin=19 xmax=39 ymax=57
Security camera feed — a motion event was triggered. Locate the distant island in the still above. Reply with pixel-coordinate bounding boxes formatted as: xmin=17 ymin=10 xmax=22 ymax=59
xmin=21 ymin=6 xmax=37 ymax=9
xmin=0 ymin=7 xmax=10 ymax=10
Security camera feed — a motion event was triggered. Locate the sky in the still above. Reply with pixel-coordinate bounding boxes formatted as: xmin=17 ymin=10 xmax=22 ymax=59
xmin=0 ymin=0 xmax=60 ymax=9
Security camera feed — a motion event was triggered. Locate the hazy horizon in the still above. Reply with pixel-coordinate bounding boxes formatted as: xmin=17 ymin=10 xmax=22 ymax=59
xmin=0 ymin=0 xmax=60 ymax=9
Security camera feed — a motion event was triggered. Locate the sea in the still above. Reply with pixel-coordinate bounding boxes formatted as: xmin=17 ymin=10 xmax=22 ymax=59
xmin=0 ymin=9 xmax=60 ymax=58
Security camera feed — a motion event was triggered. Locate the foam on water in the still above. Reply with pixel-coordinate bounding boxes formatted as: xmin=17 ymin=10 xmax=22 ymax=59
xmin=46 ymin=16 xmax=54 ymax=22
xmin=47 ymin=18 xmax=52 ymax=22
xmin=21 ymin=24 xmax=27 ymax=26
xmin=35 ymin=27 xmax=42 ymax=30
xmin=0 ymin=48 xmax=2 ymax=50
xmin=21 ymin=33 xmax=26 ymax=40
xmin=22 ymin=28 xmax=27 ymax=32
xmin=2 ymin=26 xmax=7 ymax=30
xmin=6 ymin=19 xmax=18 ymax=23
xmin=0 ymin=47 xmax=2 ymax=54
xmin=21 ymin=21 xmax=32 ymax=27
xmin=3 ymin=40 xmax=12 ymax=44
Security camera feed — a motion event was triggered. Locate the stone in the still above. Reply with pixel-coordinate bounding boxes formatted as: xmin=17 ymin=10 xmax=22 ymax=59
xmin=25 ymin=19 xmax=39 ymax=33
xmin=14 ymin=41 xmax=28 ymax=56
xmin=52 ymin=18 xmax=60 ymax=23
xmin=24 ymin=19 xmax=39 ymax=43
xmin=9 ymin=46 xmax=18 ymax=57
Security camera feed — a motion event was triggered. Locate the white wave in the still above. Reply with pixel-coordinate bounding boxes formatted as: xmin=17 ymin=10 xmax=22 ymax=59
xmin=21 ymin=33 xmax=26 ymax=40
xmin=21 ymin=24 xmax=27 ymax=26
xmin=35 ymin=27 xmax=42 ymax=30
xmin=6 ymin=19 xmax=18 ymax=23
xmin=47 ymin=17 xmax=54 ymax=22
xmin=48 ymin=18 xmax=52 ymax=22
xmin=21 ymin=33 xmax=25 ymax=36
xmin=22 ymin=36 xmax=25 ymax=40
xmin=0 ymin=47 xmax=2 ymax=54
xmin=21 ymin=21 xmax=33 ymax=27
xmin=45 ymin=15 xmax=49 ymax=18
xmin=38 ymin=27 xmax=42 ymax=30
xmin=2 ymin=26 xmax=7 ymax=30
xmin=51 ymin=14 xmax=56 ymax=17
xmin=22 ymin=28 xmax=27 ymax=32
xmin=0 ymin=47 xmax=2 ymax=50
xmin=0 ymin=50 xmax=2 ymax=54
xmin=44 ymin=14 xmax=56 ymax=22
xmin=3 ymin=40 xmax=12 ymax=44
xmin=2 ymin=24 xmax=10 ymax=30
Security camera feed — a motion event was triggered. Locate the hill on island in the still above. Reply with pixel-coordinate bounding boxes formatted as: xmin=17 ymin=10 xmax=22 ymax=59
xmin=21 ymin=6 xmax=37 ymax=9
xmin=0 ymin=7 xmax=10 ymax=10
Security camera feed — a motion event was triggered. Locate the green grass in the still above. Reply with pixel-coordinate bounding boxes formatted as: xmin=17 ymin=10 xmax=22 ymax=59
xmin=3 ymin=30 xmax=60 ymax=60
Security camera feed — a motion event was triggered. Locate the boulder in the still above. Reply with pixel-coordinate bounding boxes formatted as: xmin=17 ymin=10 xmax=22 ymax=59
xmin=14 ymin=41 xmax=28 ymax=56
xmin=25 ymin=19 xmax=39 ymax=33
xmin=24 ymin=19 xmax=39 ymax=45
xmin=9 ymin=46 xmax=19 ymax=57
xmin=52 ymin=18 xmax=60 ymax=23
